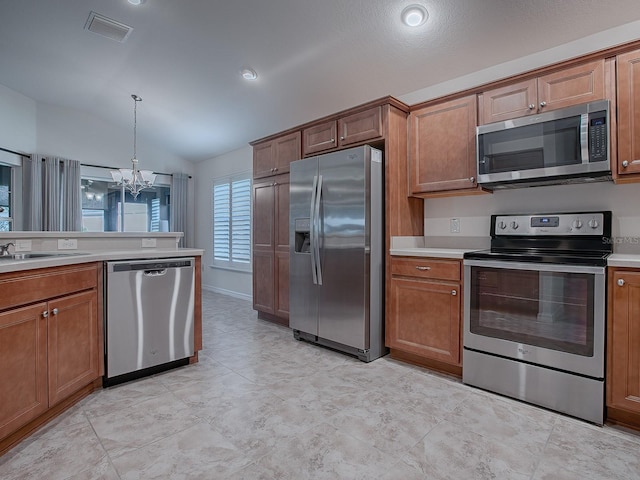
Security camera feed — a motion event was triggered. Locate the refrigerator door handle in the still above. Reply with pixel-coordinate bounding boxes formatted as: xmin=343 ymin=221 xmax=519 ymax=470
xmin=314 ymin=174 xmax=323 ymax=285
xmin=310 ymin=174 xmax=318 ymax=285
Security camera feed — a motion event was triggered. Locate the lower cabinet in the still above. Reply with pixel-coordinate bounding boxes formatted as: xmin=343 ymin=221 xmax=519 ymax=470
xmin=0 ymin=263 xmax=102 ymax=452
xmin=607 ymin=268 xmax=640 ymax=428
xmin=387 ymin=256 xmax=462 ymax=374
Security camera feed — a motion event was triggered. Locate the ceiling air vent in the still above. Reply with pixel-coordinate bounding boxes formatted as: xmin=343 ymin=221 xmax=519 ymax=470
xmin=84 ymin=12 xmax=133 ymax=43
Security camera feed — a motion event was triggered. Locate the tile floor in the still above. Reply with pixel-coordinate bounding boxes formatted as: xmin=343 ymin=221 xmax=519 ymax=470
xmin=1 ymin=290 xmax=640 ymax=479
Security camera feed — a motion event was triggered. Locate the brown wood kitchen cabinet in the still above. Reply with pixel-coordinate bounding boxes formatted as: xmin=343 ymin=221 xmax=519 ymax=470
xmin=607 ymin=268 xmax=640 ymax=429
xmin=0 ymin=263 xmax=102 ymax=454
xmin=616 ymin=49 xmax=640 ymax=179
xmin=252 ymin=173 xmax=290 ymax=324
xmin=252 ymin=131 xmax=301 ymax=179
xmin=388 ymin=256 xmax=462 ymax=375
xmin=409 ymin=95 xmax=481 ymax=195
xmin=302 ymin=106 xmax=383 ymax=156
xmin=478 ymin=59 xmax=607 ymax=124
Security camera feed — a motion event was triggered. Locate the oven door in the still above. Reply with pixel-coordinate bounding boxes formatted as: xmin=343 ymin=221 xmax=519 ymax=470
xmin=463 ymin=259 xmax=605 ymax=379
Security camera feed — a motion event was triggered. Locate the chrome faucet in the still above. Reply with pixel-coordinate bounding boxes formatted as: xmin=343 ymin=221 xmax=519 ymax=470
xmin=0 ymin=242 xmax=14 ymax=256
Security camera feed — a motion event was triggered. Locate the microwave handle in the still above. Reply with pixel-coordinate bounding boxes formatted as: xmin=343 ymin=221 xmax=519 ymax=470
xmin=580 ymin=113 xmax=589 ymax=164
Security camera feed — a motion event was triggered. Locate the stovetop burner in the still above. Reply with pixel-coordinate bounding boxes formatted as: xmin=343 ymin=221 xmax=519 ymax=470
xmin=464 ymin=211 xmax=613 ymax=267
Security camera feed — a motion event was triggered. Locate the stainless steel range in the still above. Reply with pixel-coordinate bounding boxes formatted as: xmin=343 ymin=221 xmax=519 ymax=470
xmin=463 ymin=211 xmax=612 ymax=424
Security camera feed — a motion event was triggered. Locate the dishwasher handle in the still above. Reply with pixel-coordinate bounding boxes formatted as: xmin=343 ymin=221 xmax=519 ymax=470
xmin=144 ymin=269 xmax=167 ymax=276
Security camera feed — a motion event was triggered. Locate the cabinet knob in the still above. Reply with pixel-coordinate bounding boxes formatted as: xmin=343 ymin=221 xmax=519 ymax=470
xmin=415 ymin=266 xmax=431 ymax=271
xmin=330 ymin=138 xmax=335 ymax=143
xmin=528 ymin=104 xmax=535 ymax=110
xmin=469 ymin=176 xmax=475 ymax=183
xmin=618 ymin=278 xmax=625 ymax=286
xmin=270 ymin=167 xmax=275 ymax=172
xmin=52 ymin=308 xmax=59 ymax=315
xmin=273 ymin=167 xmax=278 ymax=172
xmin=340 ymin=136 xmax=345 ymax=141
xmin=42 ymin=310 xmax=49 ymax=318
xmin=622 ymin=160 xmax=629 ymax=168
xmin=451 ymin=290 xmax=457 ymax=296
xmin=540 ymin=101 xmax=547 ymax=107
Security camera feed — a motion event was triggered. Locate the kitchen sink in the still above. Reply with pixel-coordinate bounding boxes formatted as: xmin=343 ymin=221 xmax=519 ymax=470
xmin=0 ymin=252 xmax=84 ymax=260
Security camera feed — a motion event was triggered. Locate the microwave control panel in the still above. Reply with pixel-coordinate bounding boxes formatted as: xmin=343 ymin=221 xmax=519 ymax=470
xmin=589 ymin=113 xmax=608 ymax=162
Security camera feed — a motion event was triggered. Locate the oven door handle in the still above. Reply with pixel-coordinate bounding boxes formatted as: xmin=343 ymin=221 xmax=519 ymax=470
xmin=463 ymin=259 xmax=605 ymax=275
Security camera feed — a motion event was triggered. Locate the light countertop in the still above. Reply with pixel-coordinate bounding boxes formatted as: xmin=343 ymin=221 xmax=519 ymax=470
xmin=389 ymin=247 xmax=477 ymax=259
xmin=608 ymin=253 xmax=640 ymax=268
xmin=0 ymin=248 xmax=203 ymax=274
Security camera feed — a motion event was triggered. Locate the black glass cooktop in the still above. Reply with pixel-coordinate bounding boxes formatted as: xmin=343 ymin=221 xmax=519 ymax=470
xmin=464 ymin=248 xmax=610 ymax=267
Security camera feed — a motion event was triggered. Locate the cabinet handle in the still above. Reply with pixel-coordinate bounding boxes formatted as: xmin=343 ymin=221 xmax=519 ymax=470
xmin=42 ymin=310 xmax=49 ymax=318
xmin=415 ymin=266 xmax=431 ymax=271
xmin=273 ymin=167 xmax=278 ymax=172
xmin=622 ymin=160 xmax=629 ymax=168
xmin=618 ymin=279 xmax=625 ymax=286
xmin=340 ymin=136 xmax=345 ymax=140
xmin=330 ymin=138 xmax=335 ymax=142
xmin=528 ymin=104 xmax=535 ymax=110
xmin=469 ymin=176 xmax=475 ymax=183
xmin=540 ymin=101 xmax=547 ymax=107
xmin=451 ymin=290 xmax=457 ymax=296
xmin=52 ymin=308 xmax=59 ymax=315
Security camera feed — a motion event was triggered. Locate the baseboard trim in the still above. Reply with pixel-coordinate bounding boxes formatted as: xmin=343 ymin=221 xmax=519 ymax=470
xmin=202 ymin=284 xmax=252 ymax=302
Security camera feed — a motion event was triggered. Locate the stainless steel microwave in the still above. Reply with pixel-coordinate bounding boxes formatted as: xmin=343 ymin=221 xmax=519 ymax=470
xmin=476 ymin=100 xmax=611 ymax=189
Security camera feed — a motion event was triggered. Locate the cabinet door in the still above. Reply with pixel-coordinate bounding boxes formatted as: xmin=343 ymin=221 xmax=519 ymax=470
xmin=608 ymin=271 xmax=640 ymax=414
xmin=253 ymin=140 xmax=275 ymax=179
xmin=410 ymin=95 xmax=478 ymax=193
xmin=338 ymin=106 xmax=383 ymax=147
xmin=253 ymin=250 xmax=275 ymax=314
xmin=274 ymin=132 xmax=301 ymax=174
xmin=303 ymin=121 xmax=338 ymax=156
xmin=0 ymin=303 xmax=48 ymax=440
xmin=389 ymin=277 xmax=461 ymax=365
xmin=253 ymin=179 xmax=275 ymax=251
xmin=48 ymin=291 xmax=98 ymax=406
xmin=274 ymin=174 xmax=290 ymax=253
xmin=617 ymin=50 xmax=640 ymax=176
xmin=275 ymin=251 xmax=289 ymax=320
xmin=537 ymin=59 xmax=605 ymax=112
xmin=478 ymin=79 xmax=537 ymax=124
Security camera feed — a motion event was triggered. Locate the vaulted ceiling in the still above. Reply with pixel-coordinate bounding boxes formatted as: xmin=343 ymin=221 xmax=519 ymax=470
xmin=2 ymin=1 xmax=640 ymax=162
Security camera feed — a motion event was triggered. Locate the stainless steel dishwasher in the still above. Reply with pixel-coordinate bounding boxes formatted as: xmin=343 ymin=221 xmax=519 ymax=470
xmin=105 ymin=257 xmax=195 ymax=385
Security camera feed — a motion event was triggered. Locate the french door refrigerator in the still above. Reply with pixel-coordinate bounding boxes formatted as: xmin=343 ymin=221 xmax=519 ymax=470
xmin=289 ymin=145 xmax=386 ymax=362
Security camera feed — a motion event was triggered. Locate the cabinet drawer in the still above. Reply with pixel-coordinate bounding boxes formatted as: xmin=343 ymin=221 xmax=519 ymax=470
xmin=0 ymin=263 xmax=99 ymax=311
xmin=391 ymin=257 xmax=460 ymax=281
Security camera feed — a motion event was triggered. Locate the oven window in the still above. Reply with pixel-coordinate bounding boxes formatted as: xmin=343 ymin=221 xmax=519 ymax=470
xmin=469 ymin=267 xmax=594 ymax=356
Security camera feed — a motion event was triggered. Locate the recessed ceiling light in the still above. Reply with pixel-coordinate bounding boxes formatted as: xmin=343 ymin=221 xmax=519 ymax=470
xmin=128 ymin=0 xmax=145 ymax=5
xmin=401 ymin=4 xmax=428 ymax=27
xmin=241 ymin=67 xmax=258 ymax=81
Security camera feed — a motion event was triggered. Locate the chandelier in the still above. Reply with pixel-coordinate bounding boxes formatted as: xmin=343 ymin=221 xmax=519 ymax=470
xmin=110 ymin=94 xmax=156 ymax=199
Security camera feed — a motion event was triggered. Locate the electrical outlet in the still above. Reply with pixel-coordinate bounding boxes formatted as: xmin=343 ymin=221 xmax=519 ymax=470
xmin=58 ymin=238 xmax=78 ymax=250
xmin=142 ymin=238 xmax=157 ymax=248
xmin=450 ymin=218 xmax=461 ymax=233
xmin=14 ymin=240 xmax=32 ymax=252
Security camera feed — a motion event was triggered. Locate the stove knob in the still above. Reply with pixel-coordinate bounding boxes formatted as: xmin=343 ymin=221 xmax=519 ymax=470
xmin=588 ymin=219 xmax=599 ymax=229
xmin=572 ymin=219 xmax=583 ymax=229
xmin=497 ymin=221 xmax=507 ymax=230
xmin=510 ymin=221 xmax=519 ymax=230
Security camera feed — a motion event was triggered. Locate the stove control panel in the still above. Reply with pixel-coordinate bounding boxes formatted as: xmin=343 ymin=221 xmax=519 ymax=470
xmin=492 ymin=213 xmax=605 ymax=236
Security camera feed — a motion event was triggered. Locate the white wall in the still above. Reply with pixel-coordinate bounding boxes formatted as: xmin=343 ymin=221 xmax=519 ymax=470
xmin=193 ymin=145 xmax=253 ymax=300
xmin=424 ymin=182 xmax=640 ymax=245
xmin=0 ymin=84 xmax=36 ymax=154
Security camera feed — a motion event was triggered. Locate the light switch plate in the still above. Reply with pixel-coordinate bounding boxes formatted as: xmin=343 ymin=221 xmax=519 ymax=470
xmin=142 ymin=238 xmax=157 ymax=248
xmin=450 ymin=218 xmax=460 ymax=233
xmin=58 ymin=238 xmax=78 ymax=250
xmin=14 ymin=239 xmax=32 ymax=252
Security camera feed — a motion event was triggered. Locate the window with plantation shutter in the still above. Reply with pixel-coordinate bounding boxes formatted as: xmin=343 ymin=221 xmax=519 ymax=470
xmin=212 ymin=173 xmax=251 ymax=271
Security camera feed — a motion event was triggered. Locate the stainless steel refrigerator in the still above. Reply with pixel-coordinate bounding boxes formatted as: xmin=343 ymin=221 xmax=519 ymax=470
xmin=289 ymin=145 xmax=386 ymax=362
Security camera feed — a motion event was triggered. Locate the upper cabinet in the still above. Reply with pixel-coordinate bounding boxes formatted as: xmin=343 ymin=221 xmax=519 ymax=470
xmin=478 ymin=59 xmax=607 ymax=124
xmin=409 ymin=95 xmax=480 ymax=195
xmin=616 ymin=48 xmax=640 ymax=177
xmin=252 ymin=131 xmax=301 ymax=179
xmin=303 ymin=106 xmax=383 ymax=156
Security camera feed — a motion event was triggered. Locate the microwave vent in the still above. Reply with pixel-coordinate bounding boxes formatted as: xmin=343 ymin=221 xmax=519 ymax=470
xmin=84 ymin=12 xmax=133 ymax=43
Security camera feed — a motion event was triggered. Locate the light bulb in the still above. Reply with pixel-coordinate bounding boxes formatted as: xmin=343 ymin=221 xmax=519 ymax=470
xmin=401 ymin=5 xmax=428 ymax=27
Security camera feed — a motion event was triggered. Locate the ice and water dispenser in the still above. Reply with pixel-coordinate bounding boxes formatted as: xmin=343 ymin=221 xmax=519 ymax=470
xmin=294 ymin=218 xmax=311 ymax=254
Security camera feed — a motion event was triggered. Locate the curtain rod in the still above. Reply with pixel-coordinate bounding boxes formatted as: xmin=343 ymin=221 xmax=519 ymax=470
xmin=0 ymin=147 xmax=30 ymax=158
xmin=80 ymin=162 xmax=192 ymax=179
